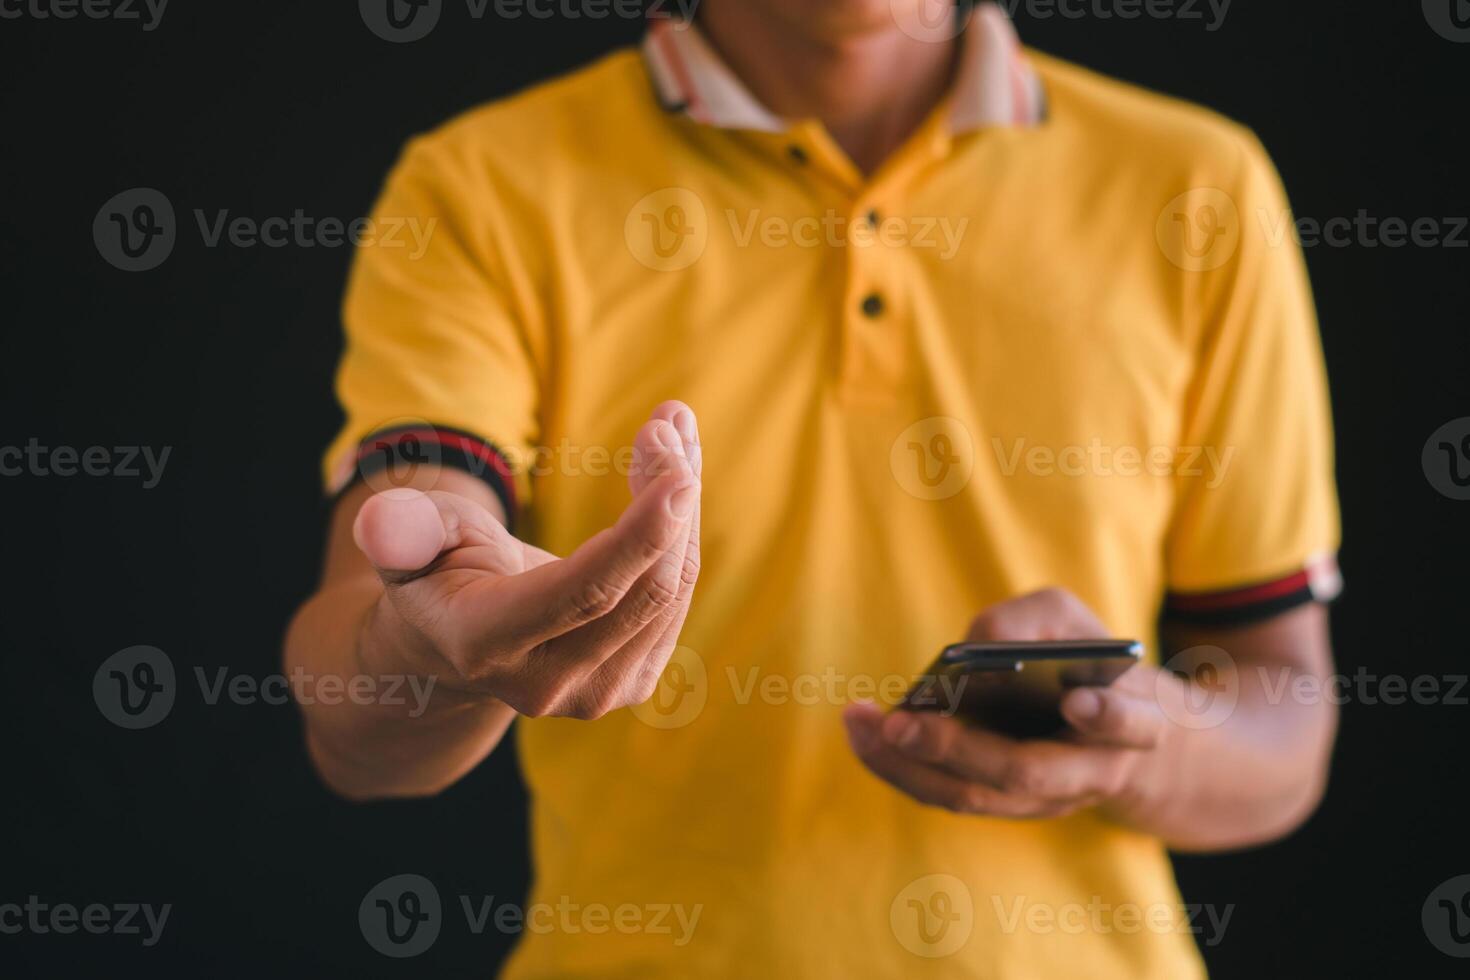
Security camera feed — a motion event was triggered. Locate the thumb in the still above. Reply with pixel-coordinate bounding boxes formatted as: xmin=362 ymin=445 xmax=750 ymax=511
xmin=354 ymin=487 xmax=516 ymax=583
xmin=353 ymin=488 xmax=449 ymax=578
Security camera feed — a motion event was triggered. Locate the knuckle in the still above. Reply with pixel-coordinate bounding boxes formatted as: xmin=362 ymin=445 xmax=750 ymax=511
xmin=1001 ymin=757 xmax=1044 ymax=796
xmin=945 ymin=787 xmax=985 ymax=814
xmin=516 ymin=677 xmax=575 ymax=719
xmin=629 ymin=664 xmax=663 ymax=704
xmin=515 ymin=689 xmax=555 ymax=719
xmin=629 ymin=569 xmax=681 ymax=625
xmin=568 ymin=699 xmax=605 ymax=721
xmin=567 ymin=580 xmax=621 ymax=622
xmin=678 ymin=551 xmax=701 ymax=592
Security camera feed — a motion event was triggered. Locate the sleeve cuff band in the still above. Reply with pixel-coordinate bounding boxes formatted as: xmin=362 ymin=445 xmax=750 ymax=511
xmin=333 ymin=424 xmax=518 ymax=529
xmin=1164 ymin=554 xmax=1341 ymax=627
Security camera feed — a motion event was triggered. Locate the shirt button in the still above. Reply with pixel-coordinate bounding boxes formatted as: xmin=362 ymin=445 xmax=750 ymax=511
xmin=864 ymin=208 xmax=881 ymax=227
xmin=860 ymin=293 xmax=885 ymax=318
xmin=786 ymin=144 xmax=809 ymax=165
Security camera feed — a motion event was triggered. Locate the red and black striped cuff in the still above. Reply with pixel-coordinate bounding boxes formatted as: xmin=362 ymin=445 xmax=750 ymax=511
xmin=343 ymin=424 xmax=517 ymax=527
xmin=1164 ymin=556 xmax=1342 ymax=627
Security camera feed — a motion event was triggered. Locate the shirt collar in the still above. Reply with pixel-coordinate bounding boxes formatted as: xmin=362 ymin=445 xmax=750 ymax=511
xmin=640 ymin=2 xmax=1045 ymax=135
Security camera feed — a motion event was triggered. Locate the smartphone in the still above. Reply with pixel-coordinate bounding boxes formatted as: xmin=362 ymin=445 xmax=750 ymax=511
xmin=899 ymin=639 xmax=1143 ymax=738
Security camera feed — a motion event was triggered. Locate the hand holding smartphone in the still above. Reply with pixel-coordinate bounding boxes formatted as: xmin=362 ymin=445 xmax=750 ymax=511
xmin=900 ymin=640 xmax=1143 ymax=738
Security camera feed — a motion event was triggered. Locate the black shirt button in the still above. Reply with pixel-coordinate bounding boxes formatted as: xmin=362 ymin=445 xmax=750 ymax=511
xmin=786 ymin=144 xmax=809 ymax=165
xmin=860 ymin=293 xmax=885 ymax=318
xmin=865 ymin=208 xmax=880 ymax=227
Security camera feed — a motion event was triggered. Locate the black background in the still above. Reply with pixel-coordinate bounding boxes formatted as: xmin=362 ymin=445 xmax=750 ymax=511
xmin=1 ymin=1 xmax=1467 ymax=976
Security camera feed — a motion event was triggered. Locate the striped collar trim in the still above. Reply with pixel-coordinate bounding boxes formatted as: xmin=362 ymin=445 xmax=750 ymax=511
xmin=641 ymin=2 xmax=1044 ymax=135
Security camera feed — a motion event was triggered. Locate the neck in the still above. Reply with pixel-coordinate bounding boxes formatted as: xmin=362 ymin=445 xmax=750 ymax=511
xmin=696 ymin=4 xmax=959 ymax=174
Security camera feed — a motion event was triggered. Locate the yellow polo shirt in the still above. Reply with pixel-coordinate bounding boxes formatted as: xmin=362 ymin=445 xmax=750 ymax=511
xmin=324 ymin=7 xmax=1339 ymax=978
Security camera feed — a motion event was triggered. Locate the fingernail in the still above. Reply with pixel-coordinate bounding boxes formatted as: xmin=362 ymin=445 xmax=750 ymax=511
xmin=654 ymin=421 xmax=682 ymax=455
xmin=673 ymin=409 xmax=698 ymax=447
xmin=1067 ymin=688 xmax=1102 ymax=720
xmin=669 ymin=482 xmax=698 ymax=518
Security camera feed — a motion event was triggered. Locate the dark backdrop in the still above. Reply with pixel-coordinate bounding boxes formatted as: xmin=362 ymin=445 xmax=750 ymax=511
xmin=2 ymin=2 xmax=1466 ymax=976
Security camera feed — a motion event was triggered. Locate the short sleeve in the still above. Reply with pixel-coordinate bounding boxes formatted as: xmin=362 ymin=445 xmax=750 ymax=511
xmin=1162 ymin=133 xmax=1342 ymax=626
xmin=321 ymin=136 xmax=542 ymax=523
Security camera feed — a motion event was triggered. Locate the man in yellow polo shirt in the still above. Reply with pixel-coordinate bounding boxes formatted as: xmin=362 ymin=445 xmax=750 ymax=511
xmin=285 ymin=1 xmax=1341 ymax=976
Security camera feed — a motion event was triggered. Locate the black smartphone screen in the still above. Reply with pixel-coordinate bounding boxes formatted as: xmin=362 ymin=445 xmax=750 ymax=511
xmin=899 ymin=640 xmax=1143 ymax=738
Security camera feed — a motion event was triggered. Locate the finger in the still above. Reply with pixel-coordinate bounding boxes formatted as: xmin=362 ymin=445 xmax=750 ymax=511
xmin=881 ymin=709 xmax=1115 ymax=802
xmin=354 ymin=487 xmax=517 ymax=583
xmin=555 ymin=460 xmax=698 ymax=709
xmin=843 ymin=705 xmax=1058 ymax=818
xmin=620 ymin=402 xmax=702 ymax=696
xmin=628 ymin=416 xmax=687 ymax=497
xmin=649 ymin=399 xmax=701 ymax=478
xmin=482 ymin=457 xmax=699 ymax=650
xmin=581 ymin=488 xmax=700 ymax=708
xmin=966 ymin=587 xmax=1109 ymax=642
xmin=1060 ymin=686 xmax=1162 ymax=749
